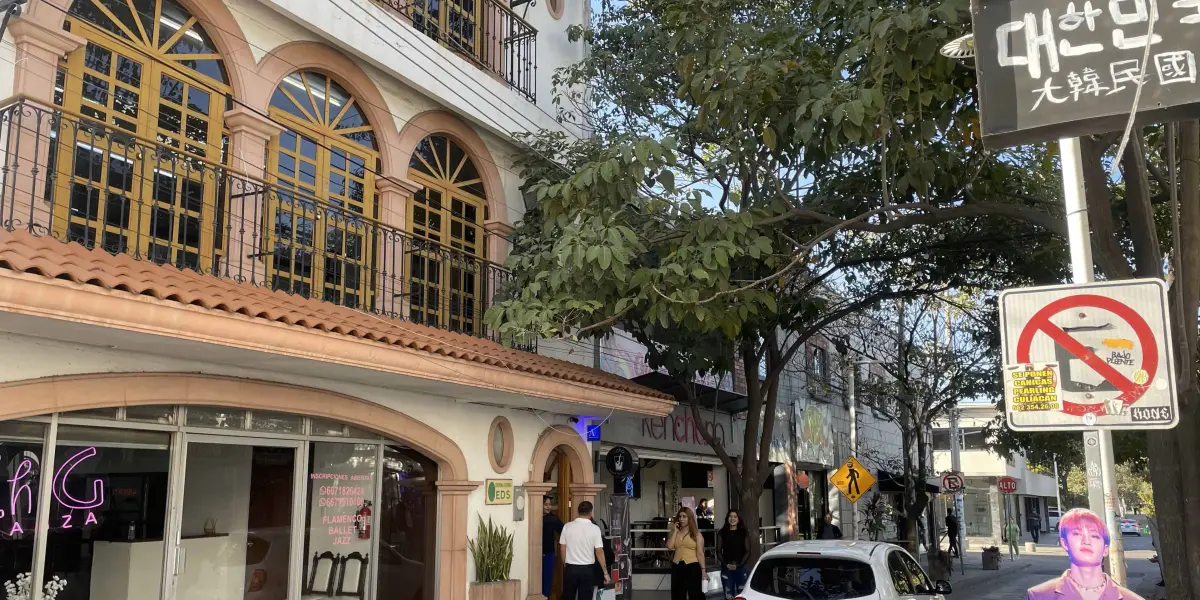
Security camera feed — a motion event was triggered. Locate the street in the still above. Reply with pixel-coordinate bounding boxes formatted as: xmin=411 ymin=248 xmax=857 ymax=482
xmin=946 ymin=535 xmax=1159 ymax=600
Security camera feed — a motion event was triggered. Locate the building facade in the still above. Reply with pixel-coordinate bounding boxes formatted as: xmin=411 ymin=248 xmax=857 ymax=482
xmin=932 ymin=404 xmax=1059 ymax=546
xmin=0 ymin=3 xmax=680 ymax=600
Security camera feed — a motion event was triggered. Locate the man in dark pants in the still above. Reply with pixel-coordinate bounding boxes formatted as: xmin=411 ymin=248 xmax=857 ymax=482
xmin=1027 ymin=511 xmax=1041 ymax=544
xmin=543 ymin=496 xmax=565 ymax=597
xmin=560 ymin=501 xmax=610 ymax=600
xmin=945 ymin=508 xmax=961 ymax=557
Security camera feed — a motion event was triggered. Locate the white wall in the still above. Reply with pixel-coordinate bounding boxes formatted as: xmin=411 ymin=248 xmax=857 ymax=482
xmin=0 ymin=332 xmax=575 ymax=600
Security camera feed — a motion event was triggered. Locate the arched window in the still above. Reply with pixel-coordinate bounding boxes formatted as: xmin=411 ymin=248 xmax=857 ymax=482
xmin=407 ymin=135 xmax=487 ymax=334
xmin=55 ymin=0 xmax=231 ymax=269
xmin=267 ymin=71 xmax=378 ymax=309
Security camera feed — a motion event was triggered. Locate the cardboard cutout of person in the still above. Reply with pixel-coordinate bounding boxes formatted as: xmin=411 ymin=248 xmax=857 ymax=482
xmin=1026 ymin=508 xmax=1145 ymax=600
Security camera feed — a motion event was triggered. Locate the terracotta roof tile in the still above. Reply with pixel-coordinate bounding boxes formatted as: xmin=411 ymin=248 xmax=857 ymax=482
xmin=0 ymin=230 xmax=670 ymax=402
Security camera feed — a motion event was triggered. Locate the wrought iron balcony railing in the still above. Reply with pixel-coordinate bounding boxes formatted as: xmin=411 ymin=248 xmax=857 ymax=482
xmin=378 ymin=0 xmax=538 ymax=102
xmin=0 ymin=97 xmax=532 ymax=351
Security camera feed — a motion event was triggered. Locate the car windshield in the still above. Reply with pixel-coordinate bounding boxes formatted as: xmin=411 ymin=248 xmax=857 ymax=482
xmin=749 ymin=556 xmax=876 ymax=600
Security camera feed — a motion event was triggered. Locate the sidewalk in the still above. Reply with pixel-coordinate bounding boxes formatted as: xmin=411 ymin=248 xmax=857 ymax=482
xmin=942 ymin=549 xmax=1035 ymax=589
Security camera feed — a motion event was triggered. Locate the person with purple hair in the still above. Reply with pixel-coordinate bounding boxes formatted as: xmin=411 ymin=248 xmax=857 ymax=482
xmin=1026 ymin=508 xmax=1144 ymax=600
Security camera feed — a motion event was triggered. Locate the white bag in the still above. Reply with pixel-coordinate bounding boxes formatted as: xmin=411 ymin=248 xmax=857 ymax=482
xmin=701 ymin=577 xmax=711 ymax=594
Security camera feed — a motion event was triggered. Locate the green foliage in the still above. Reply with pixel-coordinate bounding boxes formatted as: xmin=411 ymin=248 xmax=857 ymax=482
xmin=468 ymin=516 xmax=514 ymax=583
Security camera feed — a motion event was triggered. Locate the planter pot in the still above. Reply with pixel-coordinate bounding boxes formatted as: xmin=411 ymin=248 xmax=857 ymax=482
xmin=470 ymin=580 xmax=521 ymax=600
xmin=981 ymin=549 xmax=1002 ymax=571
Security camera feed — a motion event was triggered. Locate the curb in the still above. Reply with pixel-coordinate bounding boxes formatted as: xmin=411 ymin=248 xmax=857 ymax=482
xmin=948 ymin=560 xmax=1034 ymax=590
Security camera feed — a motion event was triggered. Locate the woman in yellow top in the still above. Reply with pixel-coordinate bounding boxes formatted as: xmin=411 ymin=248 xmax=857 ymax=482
xmin=667 ymin=507 xmax=707 ymax=600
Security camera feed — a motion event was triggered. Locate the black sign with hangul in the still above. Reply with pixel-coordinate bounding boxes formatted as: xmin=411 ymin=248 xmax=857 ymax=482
xmin=971 ymin=0 xmax=1200 ymax=148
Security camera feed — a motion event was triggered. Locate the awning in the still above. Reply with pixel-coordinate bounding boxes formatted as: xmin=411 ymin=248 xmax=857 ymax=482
xmin=597 ymin=444 xmax=726 ymax=466
xmin=876 ymin=471 xmax=940 ymax=494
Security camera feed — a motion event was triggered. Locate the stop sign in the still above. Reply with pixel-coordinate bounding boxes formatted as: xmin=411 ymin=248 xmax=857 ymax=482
xmin=998 ymin=476 xmax=1018 ymax=494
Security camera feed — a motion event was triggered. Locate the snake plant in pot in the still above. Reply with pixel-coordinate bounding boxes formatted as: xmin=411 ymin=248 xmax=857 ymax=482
xmin=468 ymin=515 xmax=519 ymax=600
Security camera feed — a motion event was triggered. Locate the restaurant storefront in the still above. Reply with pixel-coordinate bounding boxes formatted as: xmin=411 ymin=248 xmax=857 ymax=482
xmin=593 ymin=404 xmax=744 ymax=591
xmin=0 ymin=403 xmax=436 ymax=600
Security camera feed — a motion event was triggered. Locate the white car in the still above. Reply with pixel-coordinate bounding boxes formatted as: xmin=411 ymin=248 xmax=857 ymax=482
xmin=1047 ymin=509 xmax=1061 ymax=531
xmin=1120 ymin=519 xmax=1141 ymax=536
xmin=740 ymin=541 xmax=952 ymax=600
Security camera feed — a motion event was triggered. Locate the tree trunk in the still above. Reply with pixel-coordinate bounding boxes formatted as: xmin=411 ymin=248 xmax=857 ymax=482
xmin=740 ymin=486 xmax=763 ymax=561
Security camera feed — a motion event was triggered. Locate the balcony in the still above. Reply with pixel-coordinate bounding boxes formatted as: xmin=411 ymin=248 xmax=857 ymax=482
xmin=377 ymin=0 xmax=538 ymax=102
xmin=0 ymin=98 xmax=531 ymax=350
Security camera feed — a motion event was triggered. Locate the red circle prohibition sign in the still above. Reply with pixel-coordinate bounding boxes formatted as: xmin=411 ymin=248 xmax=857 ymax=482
xmin=1015 ymin=294 xmax=1157 ymax=416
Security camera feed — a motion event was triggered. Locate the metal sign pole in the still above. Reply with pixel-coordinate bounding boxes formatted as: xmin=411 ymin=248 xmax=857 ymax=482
xmin=949 ymin=409 xmax=965 ymax=573
xmin=1059 ymin=137 xmax=1127 ymax=585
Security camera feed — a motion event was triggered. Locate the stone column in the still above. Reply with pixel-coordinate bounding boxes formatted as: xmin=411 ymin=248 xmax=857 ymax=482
xmin=989 ymin=481 xmax=1004 ymax=547
xmin=374 ymin=176 xmax=422 ymax=315
xmin=437 ymin=480 xmax=481 ymax=600
xmin=222 ymin=108 xmax=282 ymax=284
xmin=4 ymin=18 xmax=83 ymax=233
xmin=524 ymin=482 xmax=555 ymax=600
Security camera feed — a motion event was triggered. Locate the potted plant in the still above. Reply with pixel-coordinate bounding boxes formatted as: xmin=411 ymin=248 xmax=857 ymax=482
xmin=981 ymin=545 xmax=1002 ymax=570
xmin=468 ymin=515 xmax=519 ymax=600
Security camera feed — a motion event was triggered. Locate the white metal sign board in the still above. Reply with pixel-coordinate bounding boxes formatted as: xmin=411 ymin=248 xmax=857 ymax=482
xmin=999 ymin=279 xmax=1178 ymax=431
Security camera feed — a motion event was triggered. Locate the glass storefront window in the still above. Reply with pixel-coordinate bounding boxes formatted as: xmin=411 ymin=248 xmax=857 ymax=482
xmin=0 ymin=422 xmax=45 ymax=597
xmin=125 ymin=406 xmax=176 ymax=425
xmin=186 ymin=407 xmax=247 ymax=430
xmin=250 ymin=412 xmax=302 ymax=434
xmin=44 ymin=425 xmax=171 ymax=600
xmin=377 ymin=446 xmax=434 ymax=600
xmin=304 ymin=443 xmax=378 ymax=597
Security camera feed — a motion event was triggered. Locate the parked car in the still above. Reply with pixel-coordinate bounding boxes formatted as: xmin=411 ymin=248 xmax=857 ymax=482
xmin=1120 ymin=519 xmax=1141 ymax=536
xmin=739 ymin=541 xmax=952 ymax=600
xmin=1047 ymin=508 xmax=1061 ymax=531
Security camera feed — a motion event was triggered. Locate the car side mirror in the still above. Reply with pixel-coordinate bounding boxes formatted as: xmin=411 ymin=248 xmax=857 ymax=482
xmin=934 ymin=580 xmax=953 ymax=595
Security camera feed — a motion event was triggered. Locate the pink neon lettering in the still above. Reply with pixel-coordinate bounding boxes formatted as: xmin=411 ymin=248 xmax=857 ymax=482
xmin=52 ymin=448 xmax=104 ymax=510
xmin=84 ymin=512 xmax=98 ymax=526
xmin=9 ymin=522 xmax=22 ymax=536
xmin=8 ymin=459 xmax=33 ymax=517
xmin=60 ymin=514 xmax=72 ymax=529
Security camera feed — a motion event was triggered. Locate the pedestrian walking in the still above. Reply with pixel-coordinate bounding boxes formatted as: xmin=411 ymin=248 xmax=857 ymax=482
xmin=1006 ymin=518 xmax=1021 ymax=561
xmin=716 ymin=510 xmax=750 ymax=600
xmin=667 ymin=506 xmax=706 ymax=600
xmin=543 ymin=496 xmax=565 ymax=597
xmin=560 ymin=501 xmax=610 ymax=600
xmin=945 ymin=508 xmax=961 ymax=558
xmin=1027 ymin=511 xmax=1041 ymax=544
xmin=816 ymin=511 xmax=843 ymax=540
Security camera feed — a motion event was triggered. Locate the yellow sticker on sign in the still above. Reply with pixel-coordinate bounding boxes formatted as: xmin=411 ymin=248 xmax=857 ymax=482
xmin=830 ymin=456 xmax=876 ymax=503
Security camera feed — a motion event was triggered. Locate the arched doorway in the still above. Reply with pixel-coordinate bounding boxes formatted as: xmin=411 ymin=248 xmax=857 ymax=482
xmin=0 ymin=373 xmax=472 ymax=600
xmin=526 ymin=426 xmax=603 ymax=600
xmin=54 ymin=0 xmax=232 ymax=267
xmin=406 ymin=134 xmax=487 ymax=334
xmin=266 ymin=70 xmax=379 ymax=309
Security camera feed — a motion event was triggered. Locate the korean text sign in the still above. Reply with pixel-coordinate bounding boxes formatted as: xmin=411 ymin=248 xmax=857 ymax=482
xmin=970 ymin=0 xmax=1200 ymax=148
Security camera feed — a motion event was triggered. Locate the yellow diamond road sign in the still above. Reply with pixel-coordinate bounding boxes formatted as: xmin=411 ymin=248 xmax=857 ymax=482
xmin=831 ymin=457 xmax=875 ymax=503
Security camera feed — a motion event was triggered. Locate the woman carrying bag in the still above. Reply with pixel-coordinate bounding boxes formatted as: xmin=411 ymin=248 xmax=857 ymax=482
xmin=716 ymin=510 xmax=750 ymax=600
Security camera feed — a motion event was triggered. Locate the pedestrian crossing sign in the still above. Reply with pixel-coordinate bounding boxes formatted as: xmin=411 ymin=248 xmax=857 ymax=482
xmin=831 ymin=457 xmax=875 ymax=503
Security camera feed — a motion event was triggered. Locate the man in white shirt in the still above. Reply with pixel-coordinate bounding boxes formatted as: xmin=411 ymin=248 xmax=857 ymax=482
xmin=559 ymin=501 xmax=610 ymax=600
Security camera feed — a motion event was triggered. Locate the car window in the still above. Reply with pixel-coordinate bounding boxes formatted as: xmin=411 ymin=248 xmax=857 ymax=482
xmin=887 ymin=552 xmax=913 ymax=595
xmin=899 ymin=551 xmax=933 ymax=593
xmin=749 ymin=556 xmax=876 ymax=599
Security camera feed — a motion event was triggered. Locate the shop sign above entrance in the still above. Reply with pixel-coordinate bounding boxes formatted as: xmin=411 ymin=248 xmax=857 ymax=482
xmin=605 ymin=446 xmax=639 ymax=478
xmin=485 ymin=479 xmax=514 ymax=505
xmin=831 ymin=456 xmax=875 ymax=503
xmin=599 ymin=405 xmax=742 ymax=457
xmin=999 ymin=279 xmax=1178 ymax=431
xmin=969 ymin=0 xmax=1200 ymax=148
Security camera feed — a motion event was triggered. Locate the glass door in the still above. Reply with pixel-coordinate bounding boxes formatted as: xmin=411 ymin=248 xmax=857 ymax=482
xmin=164 ymin=435 xmax=305 ymax=600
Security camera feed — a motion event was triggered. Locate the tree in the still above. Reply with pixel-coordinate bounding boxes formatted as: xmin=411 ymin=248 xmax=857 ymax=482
xmin=838 ymin=295 xmax=994 ymax=548
xmin=490 ymin=0 xmax=1069 ymax=560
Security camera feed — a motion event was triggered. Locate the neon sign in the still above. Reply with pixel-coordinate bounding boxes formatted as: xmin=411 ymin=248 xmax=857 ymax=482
xmin=2 ymin=447 xmax=105 ymax=536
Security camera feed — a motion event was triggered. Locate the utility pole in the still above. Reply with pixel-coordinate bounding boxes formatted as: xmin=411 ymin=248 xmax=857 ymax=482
xmin=1059 ymin=137 xmax=1127 ymax=585
xmin=1053 ymin=455 xmax=1063 ymax=515
xmin=847 ymin=357 xmax=858 ymax=540
xmin=949 ymin=408 xmax=965 ymax=558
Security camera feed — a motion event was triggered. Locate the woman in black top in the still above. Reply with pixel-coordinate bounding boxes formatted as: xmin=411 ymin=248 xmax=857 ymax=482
xmin=716 ymin=510 xmax=751 ymax=600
